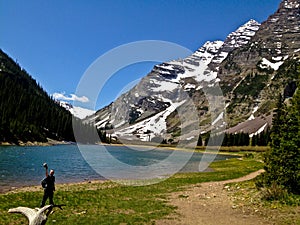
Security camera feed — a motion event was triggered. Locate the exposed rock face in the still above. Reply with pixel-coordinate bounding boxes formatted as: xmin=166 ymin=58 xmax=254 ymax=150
xmin=255 ymin=0 xmax=300 ymax=56
xmin=209 ymin=19 xmax=260 ymax=71
xmin=219 ymin=0 xmax=300 ymax=78
xmin=218 ymin=0 xmax=300 ymax=127
xmin=86 ymin=0 xmax=300 ymax=143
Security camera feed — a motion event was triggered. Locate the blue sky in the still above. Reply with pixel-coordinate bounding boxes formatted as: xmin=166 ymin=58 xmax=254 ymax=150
xmin=0 ymin=0 xmax=281 ymax=109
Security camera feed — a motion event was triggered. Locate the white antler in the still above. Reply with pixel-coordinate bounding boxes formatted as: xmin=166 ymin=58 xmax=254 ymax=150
xmin=8 ymin=205 xmax=61 ymax=225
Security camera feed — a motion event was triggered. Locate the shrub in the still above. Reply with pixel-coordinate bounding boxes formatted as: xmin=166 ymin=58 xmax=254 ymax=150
xmin=260 ymin=182 xmax=289 ymax=201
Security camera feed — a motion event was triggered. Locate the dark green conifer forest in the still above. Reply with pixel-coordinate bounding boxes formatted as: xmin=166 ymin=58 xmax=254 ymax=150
xmin=0 ymin=49 xmax=75 ymax=143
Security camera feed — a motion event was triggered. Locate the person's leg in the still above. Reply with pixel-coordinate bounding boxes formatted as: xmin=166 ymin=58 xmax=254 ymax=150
xmin=49 ymin=191 xmax=54 ymax=205
xmin=40 ymin=191 xmax=49 ymax=207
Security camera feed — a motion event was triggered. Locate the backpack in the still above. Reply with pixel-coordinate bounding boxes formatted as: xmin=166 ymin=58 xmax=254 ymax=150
xmin=41 ymin=177 xmax=47 ymax=188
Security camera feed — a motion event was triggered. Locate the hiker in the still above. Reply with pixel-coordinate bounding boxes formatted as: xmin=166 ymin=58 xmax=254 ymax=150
xmin=40 ymin=163 xmax=55 ymax=207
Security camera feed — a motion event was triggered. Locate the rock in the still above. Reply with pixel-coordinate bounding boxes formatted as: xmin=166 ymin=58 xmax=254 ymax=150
xmin=179 ymin=194 xmax=189 ymax=198
xmin=232 ymin=205 xmax=238 ymax=209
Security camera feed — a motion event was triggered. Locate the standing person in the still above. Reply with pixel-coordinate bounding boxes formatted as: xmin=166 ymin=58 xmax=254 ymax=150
xmin=40 ymin=163 xmax=55 ymax=207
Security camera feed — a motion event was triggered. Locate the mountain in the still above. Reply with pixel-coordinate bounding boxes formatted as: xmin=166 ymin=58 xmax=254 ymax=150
xmin=58 ymin=101 xmax=95 ymax=119
xmin=86 ymin=0 xmax=300 ymax=144
xmin=0 ymin=49 xmax=75 ymax=144
xmin=218 ymin=0 xmax=300 ymax=127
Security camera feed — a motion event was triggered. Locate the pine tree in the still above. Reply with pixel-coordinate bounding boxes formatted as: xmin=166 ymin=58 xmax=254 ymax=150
xmin=263 ymin=85 xmax=300 ymax=194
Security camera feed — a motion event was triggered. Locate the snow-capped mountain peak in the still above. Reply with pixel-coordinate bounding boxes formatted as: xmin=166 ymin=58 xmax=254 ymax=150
xmin=85 ymin=1 xmax=300 ymax=143
xmin=185 ymin=40 xmax=224 ymax=65
xmin=224 ymin=19 xmax=260 ymax=49
xmin=210 ymin=19 xmax=260 ymax=65
xmin=58 ymin=101 xmax=95 ymax=119
xmin=85 ymin=19 xmax=262 ymax=142
xmin=152 ymin=40 xmax=224 ymax=84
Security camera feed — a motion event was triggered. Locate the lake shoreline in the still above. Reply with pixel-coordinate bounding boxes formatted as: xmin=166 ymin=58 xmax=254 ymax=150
xmin=1 ymin=167 xmax=215 ymax=194
xmin=0 ymin=140 xmax=268 ymax=155
xmin=0 ymin=138 xmax=72 ymax=147
xmin=0 ymin=178 xmax=109 ymax=194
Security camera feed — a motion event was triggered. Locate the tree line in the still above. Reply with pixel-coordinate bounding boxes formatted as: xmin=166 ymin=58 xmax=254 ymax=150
xmin=196 ymin=130 xmax=270 ymax=147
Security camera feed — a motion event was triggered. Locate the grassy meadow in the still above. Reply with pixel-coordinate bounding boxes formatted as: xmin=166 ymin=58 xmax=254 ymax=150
xmin=0 ymin=156 xmax=263 ymax=225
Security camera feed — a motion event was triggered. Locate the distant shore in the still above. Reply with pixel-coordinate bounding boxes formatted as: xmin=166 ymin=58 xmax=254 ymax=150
xmin=0 ymin=138 xmax=73 ymax=147
xmin=0 ymin=139 xmax=269 ymax=153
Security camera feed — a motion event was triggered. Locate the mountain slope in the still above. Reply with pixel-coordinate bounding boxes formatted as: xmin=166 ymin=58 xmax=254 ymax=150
xmin=218 ymin=0 xmax=300 ymax=127
xmin=86 ymin=19 xmax=263 ymax=142
xmin=87 ymin=0 xmax=300 ymax=144
xmin=0 ymin=49 xmax=75 ymax=144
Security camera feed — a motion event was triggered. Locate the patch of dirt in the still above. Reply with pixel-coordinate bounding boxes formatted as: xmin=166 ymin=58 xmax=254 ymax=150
xmin=155 ymin=169 xmax=270 ymax=225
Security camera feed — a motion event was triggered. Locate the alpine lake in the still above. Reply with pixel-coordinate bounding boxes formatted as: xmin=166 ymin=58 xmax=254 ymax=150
xmin=0 ymin=144 xmax=238 ymax=192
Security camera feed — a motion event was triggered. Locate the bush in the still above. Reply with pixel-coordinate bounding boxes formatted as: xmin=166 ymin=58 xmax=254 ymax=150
xmin=243 ymin=153 xmax=254 ymax=159
xmin=260 ymin=182 xmax=288 ymax=201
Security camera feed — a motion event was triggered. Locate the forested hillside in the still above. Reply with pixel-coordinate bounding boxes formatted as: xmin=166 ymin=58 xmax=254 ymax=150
xmin=0 ymin=49 xmax=75 ymax=144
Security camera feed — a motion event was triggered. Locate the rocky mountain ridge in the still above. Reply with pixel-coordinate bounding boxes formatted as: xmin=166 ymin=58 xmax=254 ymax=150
xmin=86 ymin=0 xmax=300 ymax=144
xmin=218 ymin=0 xmax=300 ymax=128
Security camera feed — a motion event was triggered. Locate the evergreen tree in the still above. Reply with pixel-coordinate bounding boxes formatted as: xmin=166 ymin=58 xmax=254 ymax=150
xmin=263 ymin=85 xmax=300 ymax=194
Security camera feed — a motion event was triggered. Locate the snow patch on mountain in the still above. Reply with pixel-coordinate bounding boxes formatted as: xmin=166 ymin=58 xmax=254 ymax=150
xmin=209 ymin=20 xmax=260 ymax=67
xmin=154 ymin=40 xmax=224 ymax=85
xmin=248 ymin=106 xmax=259 ymax=120
xmin=283 ymin=0 xmax=300 ymax=9
xmin=59 ymin=101 xmax=95 ymax=119
xmin=249 ymin=123 xmax=268 ymax=137
xmin=212 ymin=112 xmax=224 ymax=126
xmin=114 ymin=101 xmax=185 ymax=141
xmin=95 ymin=114 xmax=110 ymax=127
xmin=150 ymin=80 xmax=180 ymax=92
xmin=259 ymin=58 xmax=284 ymax=70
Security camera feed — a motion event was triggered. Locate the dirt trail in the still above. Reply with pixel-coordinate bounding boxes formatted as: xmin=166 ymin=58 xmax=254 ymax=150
xmin=155 ymin=169 xmax=269 ymax=225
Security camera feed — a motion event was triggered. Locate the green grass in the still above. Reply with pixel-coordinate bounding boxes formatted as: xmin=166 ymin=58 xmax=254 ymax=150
xmin=194 ymin=145 xmax=269 ymax=152
xmin=0 ymin=158 xmax=263 ymax=225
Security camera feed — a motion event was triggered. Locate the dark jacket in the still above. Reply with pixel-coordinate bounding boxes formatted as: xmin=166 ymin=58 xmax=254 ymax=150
xmin=41 ymin=175 xmax=55 ymax=192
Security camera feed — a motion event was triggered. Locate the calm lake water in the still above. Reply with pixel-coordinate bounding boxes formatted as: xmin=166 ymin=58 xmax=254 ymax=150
xmin=0 ymin=144 xmax=237 ymax=192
